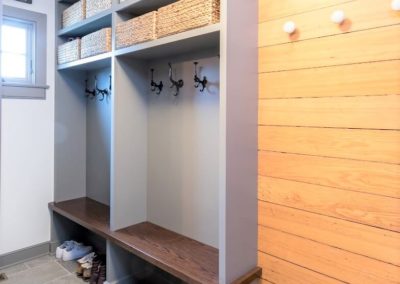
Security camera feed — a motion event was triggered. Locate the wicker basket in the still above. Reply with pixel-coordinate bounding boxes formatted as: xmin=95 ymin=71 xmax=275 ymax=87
xmin=116 ymin=11 xmax=157 ymax=49
xmin=62 ymin=0 xmax=86 ymax=28
xmin=86 ymin=0 xmax=112 ymax=18
xmin=81 ymin=28 xmax=112 ymax=58
xmin=157 ymin=0 xmax=220 ymax=38
xmin=58 ymin=39 xmax=81 ymax=64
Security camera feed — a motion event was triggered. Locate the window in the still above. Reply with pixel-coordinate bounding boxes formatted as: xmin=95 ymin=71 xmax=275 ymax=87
xmin=1 ymin=6 xmax=47 ymax=99
xmin=1 ymin=17 xmax=35 ymax=85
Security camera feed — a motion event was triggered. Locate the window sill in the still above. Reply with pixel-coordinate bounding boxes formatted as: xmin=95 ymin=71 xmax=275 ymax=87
xmin=1 ymin=83 xmax=49 ymax=99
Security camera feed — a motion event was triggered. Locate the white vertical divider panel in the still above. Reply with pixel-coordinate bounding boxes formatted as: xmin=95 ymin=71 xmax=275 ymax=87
xmin=110 ymin=6 xmax=148 ymax=231
xmin=219 ymin=0 xmax=258 ymax=282
xmin=110 ymin=55 xmax=148 ymax=231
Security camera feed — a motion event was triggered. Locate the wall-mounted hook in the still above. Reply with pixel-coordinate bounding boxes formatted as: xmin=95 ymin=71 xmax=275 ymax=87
xmin=85 ymin=79 xmax=96 ymax=98
xmin=331 ymin=10 xmax=346 ymax=24
xmin=283 ymin=21 xmax=296 ymax=34
xmin=109 ymin=75 xmax=112 ymax=92
xmin=168 ymin=63 xmax=184 ymax=96
xmin=150 ymin=68 xmax=163 ymax=95
xmin=392 ymin=0 xmax=400 ymax=10
xmin=193 ymin=62 xmax=207 ymax=92
xmin=95 ymin=76 xmax=110 ymax=101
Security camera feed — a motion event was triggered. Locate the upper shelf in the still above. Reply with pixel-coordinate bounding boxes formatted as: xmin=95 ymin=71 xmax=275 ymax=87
xmin=49 ymin=198 xmax=219 ymax=284
xmin=58 ymin=52 xmax=112 ymax=71
xmin=115 ymin=0 xmax=176 ymax=14
xmin=115 ymin=23 xmax=220 ymax=60
xmin=58 ymin=9 xmax=112 ymax=37
xmin=57 ymin=24 xmax=220 ymax=70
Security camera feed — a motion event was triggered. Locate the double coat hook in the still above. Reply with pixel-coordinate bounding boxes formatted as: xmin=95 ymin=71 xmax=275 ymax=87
xmin=85 ymin=75 xmax=111 ymax=101
xmin=193 ymin=62 xmax=207 ymax=92
xmin=150 ymin=69 xmax=163 ymax=95
xmin=168 ymin=62 xmax=184 ymax=96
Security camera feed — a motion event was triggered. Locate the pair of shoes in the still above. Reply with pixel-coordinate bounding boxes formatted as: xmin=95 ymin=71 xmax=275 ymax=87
xmin=89 ymin=255 xmax=106 ymax=284
xmin=56 ymin=240 xmax=93 ymax=261
xmin=76 ymin=252 xmax=96 ymax=278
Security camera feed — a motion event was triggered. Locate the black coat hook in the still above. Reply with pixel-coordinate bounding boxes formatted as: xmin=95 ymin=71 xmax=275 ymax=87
xmin=194 ymin=62 xmax=207 ymax=92
xmin=85 ymin=79 xmax=96 ymax=98
xmin=150 ymin=69 xmax=163 ymax=95
xmin=168 ymin=62 xmax=184 ymax=96
xmin=95 ymin=76 xmax=110 ymax=101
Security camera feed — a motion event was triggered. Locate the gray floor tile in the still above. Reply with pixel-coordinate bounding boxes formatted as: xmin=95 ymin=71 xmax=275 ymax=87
xmin=5 ymin=261 xmax=68 ymax=284
xmin=45 ymin=275 xmax=86 ymax=284
xmin=57 ymin=260 xmax=77 ymax=274
xmin=24 ymin=255 xmax=55 ymax=269
xmin=0 ymin=263 xmax=29 ymax=277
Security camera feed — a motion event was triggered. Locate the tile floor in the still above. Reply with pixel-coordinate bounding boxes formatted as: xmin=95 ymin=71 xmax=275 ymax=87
xmin=0 ymin=255 xmax=86 ymax=284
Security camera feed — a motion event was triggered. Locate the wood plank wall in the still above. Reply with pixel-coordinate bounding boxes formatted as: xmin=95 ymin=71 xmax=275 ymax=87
xmin=257 ymin=1 xmax=400 ymax=283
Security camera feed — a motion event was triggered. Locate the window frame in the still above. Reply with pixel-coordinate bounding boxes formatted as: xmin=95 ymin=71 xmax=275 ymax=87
xmin=1 ymin=5 xmax=48 ymax=100
xmin=2 ymin=16 xmax=36 ymax=85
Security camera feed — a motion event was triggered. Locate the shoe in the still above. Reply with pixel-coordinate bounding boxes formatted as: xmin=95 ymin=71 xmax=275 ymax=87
xmin=90 ymin=255 xmax=106 ymax=284
xmin=78 ymin=252 xmax=96 ymax=264
xmin=97 ymin=263 xmax=106 ymax=284
xmin=56 ymin=241 xmax=78 ymax=259
xmin=77 ymin=252 xmax=96 ymax=276
xmin=89 ymin=257 xmax=100 ymax=284
xmin=82 ymin=262 xmax=93 ymax=280
xmin=62 ymin=243 xmax=93 ymax=261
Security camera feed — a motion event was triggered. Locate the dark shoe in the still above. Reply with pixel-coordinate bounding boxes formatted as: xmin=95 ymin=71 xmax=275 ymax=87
xmin=97 ymin=264 xmax=106 ymax=284
xmin=89 ymin=257 xmax=101 ymax=284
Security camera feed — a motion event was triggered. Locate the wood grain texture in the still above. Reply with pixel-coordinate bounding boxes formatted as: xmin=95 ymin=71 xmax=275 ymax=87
xmin=49 ymin=198 xmax=218 ymax=284
xmin=258 ymin=226 xmax=400 ymax=284
xmin=259 ymin=25 xmax=400 ymax=72
xmin=258 ymin=201 xmax=400 ymax=265
xmin=231 ymin=267 xmax=262 ymax=284
xmin=259 ymin=0 xmax=400 ymax=47
xmin=258 ymin=151 xmax=400 ymax=198
xmin=258 ymin=176 xmax=400 ymax=232
xmin=258 ymin=95 xmax=400 ymax=130
xmin=259 ymin=60 xmax=400 ymax=99
xmin=258 ymin=252 xmax=344 ymax=284
xmin=258 ymin=126 xmax=400 ymax=164
xmin=258 ymin=0 xmax=353 ymax=22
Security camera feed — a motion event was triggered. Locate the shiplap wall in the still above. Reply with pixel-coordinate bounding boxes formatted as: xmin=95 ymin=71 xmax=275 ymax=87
xmin=257 ymin=0 xmax=400 ymax=283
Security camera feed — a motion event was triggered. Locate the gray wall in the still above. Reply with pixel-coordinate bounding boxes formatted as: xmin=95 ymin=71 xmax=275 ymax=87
xmin=147 ymin=55 xmax=220 ymax=248
xmin=86 ymin=67 xmax=112 ymax=205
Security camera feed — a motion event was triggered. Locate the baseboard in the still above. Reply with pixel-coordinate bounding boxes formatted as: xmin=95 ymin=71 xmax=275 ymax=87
xmin=0 ymin=242 xmax=51 ymax=269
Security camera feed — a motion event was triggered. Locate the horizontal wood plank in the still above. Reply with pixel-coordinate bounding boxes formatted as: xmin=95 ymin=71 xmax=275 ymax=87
xmin=259 ymin=226 xmax=400 ymax=284
xmin=259 ymin=0 xmax=400 ymax=47
xmin=258 ymin=200 xmax=400 ymax=265
xmin=258 ymin=252 xmax=344 ymax=284
xmin=258 ymin=95 xmax=400 ymax=130
xmin=259 ymin=25 xmax=400 ymax=72
xmin=258 ymin=126 xmax=400 ymax=164
xmin=258 ymin=176 xmax=400 ymax=232
xmin=258 ymin=151 xmax=400 ymax=198
xmin=258 ymin=0 xmax=353 ymax=22
xmin=259 ymin=60 xmax=400 ymax=99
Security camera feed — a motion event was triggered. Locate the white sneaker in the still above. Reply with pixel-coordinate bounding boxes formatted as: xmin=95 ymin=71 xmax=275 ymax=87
xmin=56 ymin=241 xmax=79 ymax=259
xmin=62 ymin=244 xmax=93 ymax=261
xmin=78 ymin=252 xmax=96 ymax=264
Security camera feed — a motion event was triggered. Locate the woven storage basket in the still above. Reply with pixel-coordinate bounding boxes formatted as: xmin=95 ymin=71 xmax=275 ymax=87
xmin=81 ymin=28 xmax=112 ymax=58
xmin=157 ymin=0 xmax=220 ymax=38
xmin=86 ymin=0 xmax=112 ymax=18
xmin=62 ymin=0 xmax=86 ymax=28
xmin=58 ymin=39 xmax=81 ymax=64
xmin=116 ymin=11 xmax=157 ymax=49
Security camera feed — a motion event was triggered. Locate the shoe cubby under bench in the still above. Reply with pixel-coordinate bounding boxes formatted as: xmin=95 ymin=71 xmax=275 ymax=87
xmin=49 ymin=197 xmax=218 ymax=284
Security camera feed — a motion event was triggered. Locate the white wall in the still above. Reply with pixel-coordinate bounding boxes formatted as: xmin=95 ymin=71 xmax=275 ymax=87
xmin=0 ymin=0 xmax=55 ymax=255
